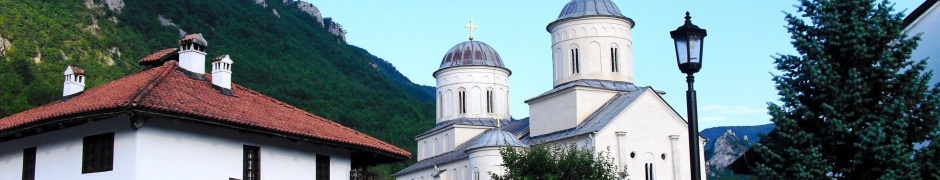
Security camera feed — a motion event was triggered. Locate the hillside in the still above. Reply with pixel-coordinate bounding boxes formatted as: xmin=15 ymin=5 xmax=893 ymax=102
xmin=0 ymin=0 xmax=433 ymax=176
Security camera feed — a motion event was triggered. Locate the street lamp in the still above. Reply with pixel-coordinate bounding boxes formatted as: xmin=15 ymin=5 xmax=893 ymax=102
xmin=670 ymin=11 xmax=707 ymax=180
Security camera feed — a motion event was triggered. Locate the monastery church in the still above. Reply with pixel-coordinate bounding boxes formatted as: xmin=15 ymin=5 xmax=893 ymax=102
xmin=393 ymin=0 xmax=706 ymax=179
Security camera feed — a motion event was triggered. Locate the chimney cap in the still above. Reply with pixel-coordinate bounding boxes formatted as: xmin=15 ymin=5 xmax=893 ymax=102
xmin=212 ymin=54 xmax=233 ymax=63
xmin=64 ymin=66 xmax=85 ymax=75
xmin=180 ymin=33 xmax=207 ymax=46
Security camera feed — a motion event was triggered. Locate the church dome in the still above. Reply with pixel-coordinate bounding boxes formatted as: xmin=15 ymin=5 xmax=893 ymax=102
xmin=556 ymin=0 xmax=625 ymax=20
xmin=438 ymin=41 xmax=505 ymax=70
xmin=466 ymin=130 xmax=527 ymax=151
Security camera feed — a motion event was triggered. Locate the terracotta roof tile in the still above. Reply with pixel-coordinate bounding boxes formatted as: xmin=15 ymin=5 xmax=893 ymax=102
xmin=0 ymin=61 xmax=410 ymax=159
xmin=138 ymin=48 xmax=178 ymax=65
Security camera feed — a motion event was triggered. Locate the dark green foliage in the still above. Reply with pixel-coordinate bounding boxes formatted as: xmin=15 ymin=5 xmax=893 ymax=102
xmin=490 ymin=144 xmax=626 ymax=180
xmin=916 ymin=137 xmax=940 ymax=178
xmin=0 ymin=0 xmax=435 ymax=177
xmin=755 ymin=0 xmax=940 ymax=179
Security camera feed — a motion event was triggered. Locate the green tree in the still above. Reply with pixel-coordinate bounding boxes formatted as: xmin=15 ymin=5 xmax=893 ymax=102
xmin=754 ymin=0 xmax=940 ymax=179
xmin=916 ymin=133 xmax=940 ymax=178
xmin=490 ymin=144 xmax=626 ymax=180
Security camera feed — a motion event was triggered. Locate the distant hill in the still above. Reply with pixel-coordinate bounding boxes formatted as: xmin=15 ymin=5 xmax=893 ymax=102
xmin=0 ymin=0 xmax=434 ymax=176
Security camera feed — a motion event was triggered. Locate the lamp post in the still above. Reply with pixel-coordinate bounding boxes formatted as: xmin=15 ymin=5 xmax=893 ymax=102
xmin=670 ymin=11 xmax=707 ymax=180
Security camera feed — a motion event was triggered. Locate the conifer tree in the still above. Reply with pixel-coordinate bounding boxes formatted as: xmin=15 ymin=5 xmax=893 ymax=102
xmin=754 ymin=0 xmax=940 ymax=179
xmin=916 ymin=132 xmax=940 ymax=178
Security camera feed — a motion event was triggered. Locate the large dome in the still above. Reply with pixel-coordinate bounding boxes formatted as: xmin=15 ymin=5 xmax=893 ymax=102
xmin=556 ymin=0 xmax=625 ymax=20
xmin=438 ymin=41 xmax=505 ymax=70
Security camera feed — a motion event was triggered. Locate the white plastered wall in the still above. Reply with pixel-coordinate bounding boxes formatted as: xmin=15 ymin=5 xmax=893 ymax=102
xmin=134 ymin=117 xmax=352 ymax=180
xmin=590 ymin=90 xmax=706 ymax=180
xmin=415 ymin=125 xmax=490 ymax=161
xmin=0 ymin=116 xmax=137 ymax=180
xmin=527 ymin=86 xmax=619 ymax=137
xmin=549 ymin=16 xmax=634 ymax=86
xmin=435 ymin=66 xmax=511 ymax=123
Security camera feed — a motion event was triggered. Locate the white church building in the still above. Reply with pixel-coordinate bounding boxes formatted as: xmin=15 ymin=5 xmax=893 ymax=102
xmin=393 ymin=0 xmax=706 ymax=179
xmin=0 ymin=34 xmax=409 ymax=180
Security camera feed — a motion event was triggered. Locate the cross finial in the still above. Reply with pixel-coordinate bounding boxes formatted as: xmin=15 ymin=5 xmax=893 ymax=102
xmin=464 ymin=19 xmax=478 ymax=41
xmin=495 ymin=114 xmax=503 ymax=130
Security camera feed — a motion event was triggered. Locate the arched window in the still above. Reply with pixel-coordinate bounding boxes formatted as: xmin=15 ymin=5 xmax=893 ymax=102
xmin=458 ymin=88 xmax=467 ymax=114
xmin=433 ymin=138 xmax=439 ymax=156
xmin=570 ymin=48 xmax=581 ymax=74
xmin=645 ymin=162 xmax=654 ymax=180
xmin=473 ymin=168 xmax=480 ymax=180
xmin=486 ymin=88 xmax=494 ymax=113
xmin=610 ymin=47 xmax=620 ymax=73
xmin=437 ymin=92 xmax=443 ymax=119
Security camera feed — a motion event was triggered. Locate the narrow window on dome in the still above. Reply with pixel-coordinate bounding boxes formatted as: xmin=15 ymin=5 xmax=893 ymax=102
xmin=486 ymin=90 xmax=493 ymax=113
xmin=437 ymin=93 xmax=443 ymax=119
xmin=571 ymin=49 xmax=581 ymax=74
xmin=611 ymin=48 xmax=620 ymax=73
xmin=458 ymin=89 xmax=466 ymax=114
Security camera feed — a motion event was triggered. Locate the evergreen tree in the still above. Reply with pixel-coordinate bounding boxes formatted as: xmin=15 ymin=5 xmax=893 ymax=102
xmin=916 ymin=133 xmax=940 ymax=179
xmin=754 ymin=0 xmax=940 ymax=179
xmin=490 ymin=144 xmax=626 ymax=180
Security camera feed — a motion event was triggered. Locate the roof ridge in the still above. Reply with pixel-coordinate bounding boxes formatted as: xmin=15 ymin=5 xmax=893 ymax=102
xmin=130 ymin=62 xmax=178 ymax=105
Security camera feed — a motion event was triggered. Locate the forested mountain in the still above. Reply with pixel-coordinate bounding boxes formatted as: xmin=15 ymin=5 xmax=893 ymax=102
xmin=0 ymin=0 xmax=434 ymax=176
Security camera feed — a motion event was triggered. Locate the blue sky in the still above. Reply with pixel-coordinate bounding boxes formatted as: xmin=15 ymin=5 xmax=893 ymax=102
xmin=311 ymin=1 xmax=922 ymax=130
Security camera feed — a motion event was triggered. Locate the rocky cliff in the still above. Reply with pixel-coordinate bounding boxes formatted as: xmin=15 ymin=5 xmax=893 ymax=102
xmin=701 ymin=123 xmax=773 ymax=178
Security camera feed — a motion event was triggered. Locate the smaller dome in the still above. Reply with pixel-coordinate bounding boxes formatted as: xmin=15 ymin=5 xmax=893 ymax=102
xmin=466 ymin=130 xmax=528 ymax=151
xmin=439 ymin=41 xmax=505 ymax=70
xmin=556 ymin=0 xmax=625 ymax=20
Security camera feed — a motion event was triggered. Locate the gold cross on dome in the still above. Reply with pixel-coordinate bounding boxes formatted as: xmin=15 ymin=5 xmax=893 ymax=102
xmin=465 ymin=19 xmax=478 ymax=41
xmin=495 ymin=114 xmax=503 ymax=129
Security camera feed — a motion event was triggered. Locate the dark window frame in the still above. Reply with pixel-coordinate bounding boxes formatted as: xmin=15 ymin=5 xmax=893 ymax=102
xmin=244 ymin=145 xmax=261 ymax=180
xmin=316 ymin=154 xmax=330 ymax=180
xmin=82 ymin=132 xmax=114 ymax=174
xmin=23 ymin=147 xmax=36 ymax=180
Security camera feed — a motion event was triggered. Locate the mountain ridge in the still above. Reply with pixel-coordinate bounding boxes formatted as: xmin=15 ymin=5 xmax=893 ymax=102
xmin=0 ymin=0 xmax=433 ymax=176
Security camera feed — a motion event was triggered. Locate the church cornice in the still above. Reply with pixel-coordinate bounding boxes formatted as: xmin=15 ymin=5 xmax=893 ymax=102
xmin=546 ymin=15 xmax=635 ymax=33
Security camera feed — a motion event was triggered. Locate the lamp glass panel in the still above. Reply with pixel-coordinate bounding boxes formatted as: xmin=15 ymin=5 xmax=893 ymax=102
xmin=689 ymin=34 xmax=702 ymax=63
xmin=675 ymin=39 xmax=689 ymax=64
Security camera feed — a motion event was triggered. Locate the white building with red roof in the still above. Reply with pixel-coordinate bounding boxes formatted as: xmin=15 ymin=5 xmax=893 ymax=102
xmin=0 ymin=34 xmax=409 ymax=180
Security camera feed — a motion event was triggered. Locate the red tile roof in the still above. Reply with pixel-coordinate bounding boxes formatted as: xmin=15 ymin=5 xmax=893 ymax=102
xmin=0 ymin=61 xmax=410 ymax=159
xmin=138 ymin=48 xmax=178 ymax=64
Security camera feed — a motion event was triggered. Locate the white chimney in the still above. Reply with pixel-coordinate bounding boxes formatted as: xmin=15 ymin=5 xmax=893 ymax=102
xmin=63 ymin=65 xmax=85 ymax=97
xmin=178 ymin=33 xmax=207 ymax=74
xmin=211 ymin=54 xmax=233 ymax=89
